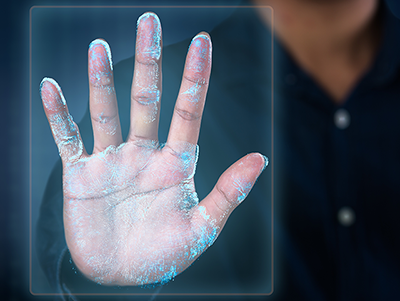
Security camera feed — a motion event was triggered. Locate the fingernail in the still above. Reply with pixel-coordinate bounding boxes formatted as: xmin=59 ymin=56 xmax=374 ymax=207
xmin=88 ymin=39 xmax=113 ymax=85
xmin=40 ymin=77 xmax=66 ymax=110
xmin=136 ymin=12 xmax=162 ymax=60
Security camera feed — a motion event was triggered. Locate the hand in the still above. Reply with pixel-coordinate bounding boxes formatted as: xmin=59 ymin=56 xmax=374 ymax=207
xmin=40 ymin=12 xmax=268 ymax=286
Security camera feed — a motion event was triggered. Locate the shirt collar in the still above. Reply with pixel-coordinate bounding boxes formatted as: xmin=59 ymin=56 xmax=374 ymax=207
xmin=364 ymin=1 xmax=400 ymax=87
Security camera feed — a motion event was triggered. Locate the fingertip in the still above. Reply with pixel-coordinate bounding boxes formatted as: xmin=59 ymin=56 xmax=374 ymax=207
xmin=190 ymin=32 xmax=212 ymax=59
xmin=189 ymin=32 xmax=212 ymax=55
xmin=40 ymin=77 xmax=60 ymax=95
xmin=89 ymin=38 xmax=113 ymax=71
xmin=261 ymin=154 xmax=269 ymax=172
xmin=185 ymin=32 xmax=212 ymax=83
xmin=137 ymin=11 xmax=161 ymax=28
xmin=89 ymin=37 xmax=107 ymax=48
xmin=249 ymin=153 xmax=269 ymax=173
xmin=241 ymin=152 xmax=268 ymax=174
xmin=40 ymin=77 xmax=66 ymax=111
xmin=136 ymin=11 xmax=162 ymax=61
xmin=194 ymin=31 xmax=211 ymax=40
xmin=88 ymin=39 xmax=114 ymax=87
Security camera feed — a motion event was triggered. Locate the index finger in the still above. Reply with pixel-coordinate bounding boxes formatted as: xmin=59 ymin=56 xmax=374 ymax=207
xmin=166 ymin=32 xmax=212 ymax=148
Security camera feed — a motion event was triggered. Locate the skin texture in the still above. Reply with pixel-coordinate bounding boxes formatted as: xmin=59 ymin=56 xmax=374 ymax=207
xmin=40 ymin=12 xmax=267 ymax=286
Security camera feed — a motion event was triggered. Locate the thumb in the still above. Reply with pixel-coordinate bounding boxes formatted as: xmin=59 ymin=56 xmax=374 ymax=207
xmin=191 ymin=153 xmax=268 ymax=245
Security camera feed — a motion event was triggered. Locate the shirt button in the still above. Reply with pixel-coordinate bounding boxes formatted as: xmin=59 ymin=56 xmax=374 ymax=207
xmin=337 ymin=206 xmax=356 ymax=227
xmin=334 ymin=109 xmax=350 ymax=129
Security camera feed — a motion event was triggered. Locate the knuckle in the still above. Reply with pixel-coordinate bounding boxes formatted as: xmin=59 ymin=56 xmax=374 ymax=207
xmin=214 ymin=185 xmax=232 ymax=213
xmin=184 ymin=74 xmax=208 ymax=85
xmin=91 ymin=112 xmax=118 ymax=125
xmin=175 ymin=107 xmax=200 ymax=121
xmin=131 ymin=89 xmax=160 ymax=105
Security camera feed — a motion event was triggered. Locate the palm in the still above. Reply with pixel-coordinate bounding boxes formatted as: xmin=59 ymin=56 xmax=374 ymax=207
xmin=41 ymin=12 xmax=266 ymax=286
xmin=63 ymin=141 xmax=214 ymax=285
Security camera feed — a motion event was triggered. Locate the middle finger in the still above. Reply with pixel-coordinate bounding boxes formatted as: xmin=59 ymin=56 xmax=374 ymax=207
xmin=128 ymin=12 xmax=163 ymax=142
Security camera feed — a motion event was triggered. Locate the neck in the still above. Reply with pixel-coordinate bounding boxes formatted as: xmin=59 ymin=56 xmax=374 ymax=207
xmin=254 ymin=0 xmax=381 ymax=104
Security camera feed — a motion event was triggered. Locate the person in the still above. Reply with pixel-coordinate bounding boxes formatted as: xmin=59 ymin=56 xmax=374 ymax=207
xmin=37 ymin=0 xmax=400 ymax=300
